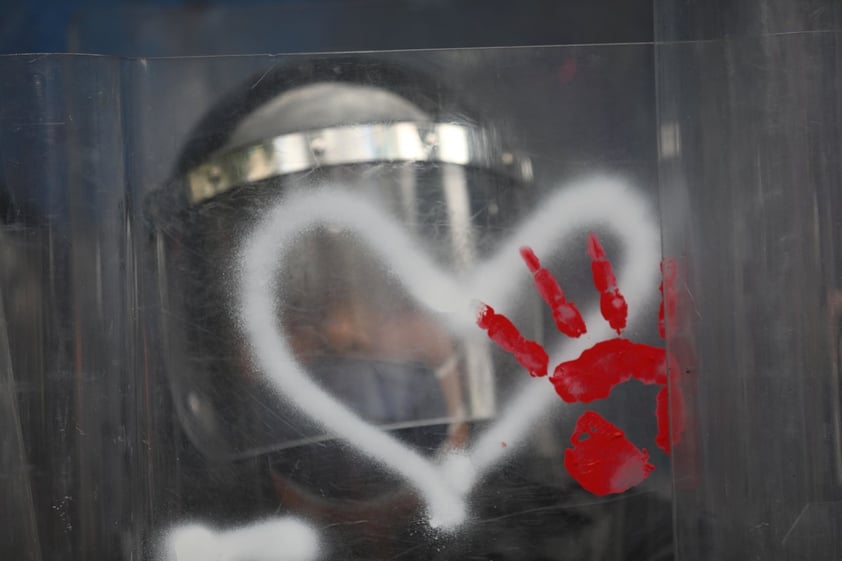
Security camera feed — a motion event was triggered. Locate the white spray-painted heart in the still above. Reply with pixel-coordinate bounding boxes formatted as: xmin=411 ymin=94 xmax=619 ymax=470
xmin=238 ymin=176 xmax=660 ymax=528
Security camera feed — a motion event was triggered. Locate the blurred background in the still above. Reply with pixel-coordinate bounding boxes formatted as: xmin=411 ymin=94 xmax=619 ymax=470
xmin=0 ymin=0 xmax=653 ymax=55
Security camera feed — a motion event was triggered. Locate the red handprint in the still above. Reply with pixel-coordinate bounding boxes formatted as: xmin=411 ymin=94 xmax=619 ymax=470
xmin=476 ymin=234 xmax=683 ymax=496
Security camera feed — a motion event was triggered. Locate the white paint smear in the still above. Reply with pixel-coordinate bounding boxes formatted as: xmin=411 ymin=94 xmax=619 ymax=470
xmin=161 ymin=517 xmax=321 ymax=561
xmin=238 ymin=175 xmax=660 ymax=528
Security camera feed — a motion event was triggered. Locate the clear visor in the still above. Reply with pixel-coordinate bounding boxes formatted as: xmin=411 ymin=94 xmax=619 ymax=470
xmin=153 ymin=162 xmax=534 ymax=461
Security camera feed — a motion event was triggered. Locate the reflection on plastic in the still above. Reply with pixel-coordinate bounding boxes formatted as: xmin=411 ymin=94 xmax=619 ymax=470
xmin=159 ymin=517 xmax=321 ymax=561
xmin=237 ymin=176 xmax=660 ymax=528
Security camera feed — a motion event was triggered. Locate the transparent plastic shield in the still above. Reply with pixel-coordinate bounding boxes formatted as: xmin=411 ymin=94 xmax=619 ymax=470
xmin=0 ymin=48 xmax=671 ymax=561
xmin=657 ymin=31 xmax=842 ymax=561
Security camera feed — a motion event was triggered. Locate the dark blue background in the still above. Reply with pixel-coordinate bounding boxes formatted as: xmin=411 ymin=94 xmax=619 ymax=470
xmin=0 ymin=0 xmax=653 ymax=56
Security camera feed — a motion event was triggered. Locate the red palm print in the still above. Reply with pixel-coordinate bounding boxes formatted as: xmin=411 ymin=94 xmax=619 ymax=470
xmin=476 ymin=234 xmax=683 ymax=495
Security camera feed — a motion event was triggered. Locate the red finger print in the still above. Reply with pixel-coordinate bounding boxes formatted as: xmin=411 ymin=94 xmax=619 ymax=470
xmin=550 ymin=338 xmax=670 ymax=403
xmin=658 ymin=258 xmax=679 ymax=339
xmin=587 ymin=234 xmax=628 ymax=334
xmin=476 ymin=303 xmax=549 ymax=377
xmin=564 ymin=411 xmax=655 ymax=495
xmin=654 ymin=385 xmax=684 ymax=455
xmin=519 ymin=246 xmax=587 ymax=338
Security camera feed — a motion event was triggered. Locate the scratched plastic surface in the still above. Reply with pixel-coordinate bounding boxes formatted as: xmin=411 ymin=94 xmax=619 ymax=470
xmin=0 ymin=48 xmax=674 ymax=561
xmin=657 ymin=30 xmax=842 ymax=561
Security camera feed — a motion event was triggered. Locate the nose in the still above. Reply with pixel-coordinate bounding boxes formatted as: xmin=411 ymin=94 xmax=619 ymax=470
xmin=324 ymin=306 xmax=372 ymax=353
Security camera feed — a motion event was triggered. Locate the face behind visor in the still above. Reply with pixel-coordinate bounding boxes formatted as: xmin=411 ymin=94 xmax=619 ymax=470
xmin=148 ymin=57 xmax=532 ymax=465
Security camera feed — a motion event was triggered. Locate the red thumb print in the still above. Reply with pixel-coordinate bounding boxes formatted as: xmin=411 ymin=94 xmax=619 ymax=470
xmin=476 ymin=303 xmax=548 ymax=377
